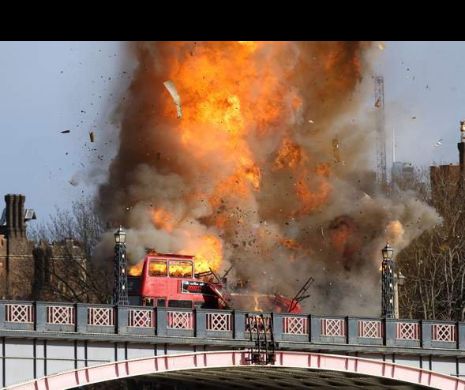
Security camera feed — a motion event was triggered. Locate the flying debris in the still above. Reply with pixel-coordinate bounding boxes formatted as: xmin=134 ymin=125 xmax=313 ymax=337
xmin=89 ymin=131 xmax=95 ymax=143
xmin=163 ymin=80 xmax=182 ymax=119
xmin=374 ymin=98 xmax=381 ymax=108
xmin=96 ymin=42 xmax=443 ymax=317
xmin=377 ymin=42 xmax=385 ymax=51
xmin=433 ymin=139 xmax=443 ymax=148
xmin=332 ymin=138 xmax=341 ymax=163
xmin=60 ymin=130 xmax=71 ymax=134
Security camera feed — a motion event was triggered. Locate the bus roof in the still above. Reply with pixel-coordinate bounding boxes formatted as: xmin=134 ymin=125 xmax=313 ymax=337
xmin=146 ymin=252 xmax=194 ymax=261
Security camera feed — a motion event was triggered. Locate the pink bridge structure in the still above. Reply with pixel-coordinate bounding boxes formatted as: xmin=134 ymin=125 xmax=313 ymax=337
xmin=7 ymin=350 xmax=465 ymax=390
xmin=2 ymin=301 xmax=465 ymax=389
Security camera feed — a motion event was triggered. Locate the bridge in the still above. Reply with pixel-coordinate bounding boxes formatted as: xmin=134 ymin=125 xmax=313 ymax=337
xmin=1 ymin=301 xmax=465 ymax=389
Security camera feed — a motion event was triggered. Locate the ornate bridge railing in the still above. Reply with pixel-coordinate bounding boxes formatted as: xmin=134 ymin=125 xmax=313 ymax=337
xmin=0 ymin=300 xmax=464 ymax=350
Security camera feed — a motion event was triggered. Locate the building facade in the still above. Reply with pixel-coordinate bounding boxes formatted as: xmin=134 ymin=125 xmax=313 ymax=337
xmin=0 ymin=194 xmax=86 ymax=301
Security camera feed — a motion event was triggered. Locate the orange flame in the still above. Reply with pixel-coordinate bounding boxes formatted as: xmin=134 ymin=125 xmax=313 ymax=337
xmin=168 ymin=261 xmax=192 ymax=278
xmin=295 ymin=171 xmax=332 ymax=215
xmin=128 ymin=261 xmax=144 ymax=276
xmin=330 ymin=224 xmax=352 ymax=253
xmin=151 ymin=208 xmax=175 ymax=232
xmin=144 ymin=42 xmax=347 ymax=273
xmin=274 ymin=137 xmax=306 ymax=170
xmin=180 ymin=234 xmax=223 ymax=274
xmin=279 ymin=238 xmax=301 ymax=250
xmin=162 ymin=42 xmax=298 ymax=197
xmin=386 ymin=220 xmax=405 ymax=246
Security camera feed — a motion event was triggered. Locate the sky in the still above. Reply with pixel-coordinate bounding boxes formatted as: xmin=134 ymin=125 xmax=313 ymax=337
xmin=374 ymin=42 xmax=465 ymax=168
xmin=0 ymin=41 xmax=134 ymax=222
xmin=0 ymin=41 xmax=464 ymax=223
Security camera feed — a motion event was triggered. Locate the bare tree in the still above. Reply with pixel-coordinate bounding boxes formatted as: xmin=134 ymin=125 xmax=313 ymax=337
xmin=396 ymin=167 xmax=465 ymax=321
xmin=28 ymin=198 xmax=112 ymax=303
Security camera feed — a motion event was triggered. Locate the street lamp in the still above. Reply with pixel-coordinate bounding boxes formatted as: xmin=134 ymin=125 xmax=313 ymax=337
xmin=113 ymin=226 xmax=129 ymax=305
xmin=114 ymin=226 xmax=126 ymax=244
xmin=382 ymin=243 xmax=394 ymax=261
xmin=381 ymin=243 xmax=395 ymax=319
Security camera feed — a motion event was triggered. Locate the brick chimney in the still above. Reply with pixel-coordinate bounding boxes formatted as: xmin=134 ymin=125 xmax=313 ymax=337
xmin=4 ymin=194 xmax=26 ymax=238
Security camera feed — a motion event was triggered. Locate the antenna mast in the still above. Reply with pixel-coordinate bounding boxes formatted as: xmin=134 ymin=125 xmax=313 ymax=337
xmin=375 ymin=76 xmax=387 ymax=185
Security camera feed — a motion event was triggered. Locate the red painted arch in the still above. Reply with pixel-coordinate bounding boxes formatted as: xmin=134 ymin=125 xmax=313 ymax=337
xmin=7 ymin=350 xmax=465 ymax=390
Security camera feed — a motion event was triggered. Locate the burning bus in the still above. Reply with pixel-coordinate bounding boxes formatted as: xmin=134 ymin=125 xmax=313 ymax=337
xmin=128 ymin=250 xmax=302 ymax=314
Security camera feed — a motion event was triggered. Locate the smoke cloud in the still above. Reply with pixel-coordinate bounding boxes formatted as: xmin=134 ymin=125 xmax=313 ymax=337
xmin=97 ymin=42 xmax=440 ymax=316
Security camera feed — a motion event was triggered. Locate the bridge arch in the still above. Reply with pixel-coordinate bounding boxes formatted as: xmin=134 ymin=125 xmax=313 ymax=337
xmin=7 ymin=350 xmax=465 ymax=390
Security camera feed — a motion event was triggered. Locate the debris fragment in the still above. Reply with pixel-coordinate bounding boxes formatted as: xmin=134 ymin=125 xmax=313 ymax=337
xmin=60 ymin=130 xmax=71 ymax=134
xmin=308 ymin=119 xmax=314 ymax=124
xmin=377 ymin=42 xmax=385 ymax=51
xmin=332 ymin=138 xmax=341 ymax=163
xmin=163 ymin=80 xmax=182 ymax=119
xmin=374 ymin=98 xmax=381 ymax=108
xmin=433 ymin=139 xmax=443 ymax=148
xmin=89 ymin=131 xmax=95 ymax=143
xmin=412 ymin=116 xmax=416 ymax=120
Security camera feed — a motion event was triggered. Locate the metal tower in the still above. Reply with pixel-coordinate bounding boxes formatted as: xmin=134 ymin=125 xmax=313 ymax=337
xmin=375 ymin=76 xmax=387 ymax=185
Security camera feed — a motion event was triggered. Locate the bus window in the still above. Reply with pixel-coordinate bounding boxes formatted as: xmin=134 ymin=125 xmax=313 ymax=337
xmin=157 ymin=298 xmax=166 ymax=307
xmin=169 ymin=260 xmax=193 ymax=278
xmin=149 ymin=260 xmax=167 ymax=277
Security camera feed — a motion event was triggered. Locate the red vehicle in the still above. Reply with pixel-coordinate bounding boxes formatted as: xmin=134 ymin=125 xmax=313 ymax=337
xmin=128 ymin=251 xmax=302 ymax=314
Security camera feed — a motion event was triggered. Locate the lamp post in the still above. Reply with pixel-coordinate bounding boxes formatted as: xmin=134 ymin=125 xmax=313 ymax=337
xmin=381 ymin=243 xmax=395 ymax=319
xmin=113 ymin=226 xmax=129 ymax=305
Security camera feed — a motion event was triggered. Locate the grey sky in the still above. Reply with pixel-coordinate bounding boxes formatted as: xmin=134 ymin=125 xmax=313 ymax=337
xmin=374 ymin=41 xmax=465 ymax=168
xmin=0 ymin=41 xmax=463 ymax=222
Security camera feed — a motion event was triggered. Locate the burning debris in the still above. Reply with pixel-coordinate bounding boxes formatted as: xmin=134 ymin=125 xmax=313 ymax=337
xmin=96 ymin=42 xmax=440 ymax=316
xmin=163 ymin=80 xmax=182 ymax=119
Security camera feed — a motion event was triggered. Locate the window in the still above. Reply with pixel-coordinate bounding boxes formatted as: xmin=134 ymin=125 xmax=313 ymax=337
xmin=169 ymin=260 xmax=193 ymax=278
xmin=143 ymin=297 xmax=154 ymax=306
xmin=148 ymin=260 xmax=167 ymax=277
xmin=168 ymin=300 xmax=192 ymax=308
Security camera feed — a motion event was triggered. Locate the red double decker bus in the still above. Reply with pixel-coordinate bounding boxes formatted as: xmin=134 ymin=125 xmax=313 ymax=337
xmin=138 ymin=252 xmax=226 ymax=309
xmin=128 ymin=251 xmax=301 ymax=314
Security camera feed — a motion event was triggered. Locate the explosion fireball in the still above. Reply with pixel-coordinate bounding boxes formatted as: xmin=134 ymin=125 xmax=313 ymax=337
xmin=98 ymin=42 xmax=440 ymax=315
